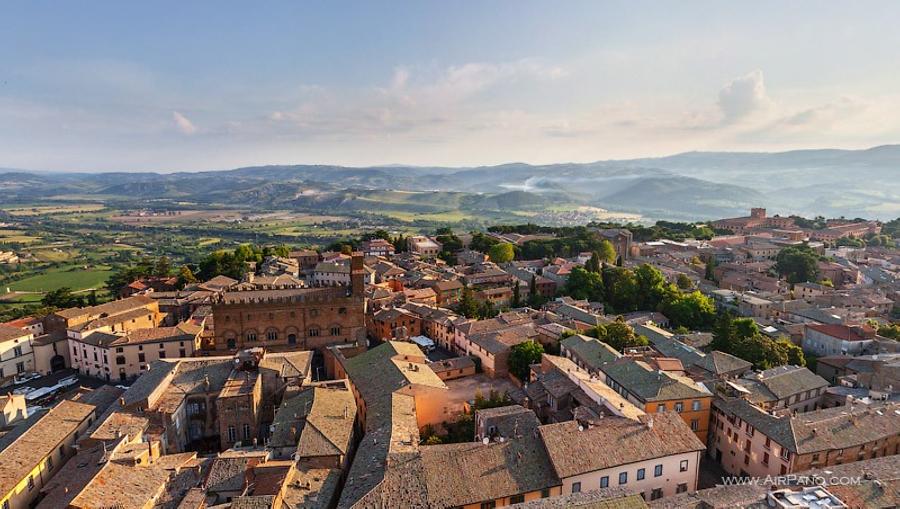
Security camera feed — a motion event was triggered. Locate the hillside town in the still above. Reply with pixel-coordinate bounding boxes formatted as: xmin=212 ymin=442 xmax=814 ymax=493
xmin=1 ymin=208 xmax=898 ymax=509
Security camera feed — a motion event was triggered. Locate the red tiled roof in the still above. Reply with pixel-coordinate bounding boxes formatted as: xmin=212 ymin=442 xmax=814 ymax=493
xmin=806 ymin=323 xmax=876 ymax=341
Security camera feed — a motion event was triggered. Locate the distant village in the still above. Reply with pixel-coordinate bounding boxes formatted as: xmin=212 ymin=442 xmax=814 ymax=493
xmin=0 ymin=207 xmax=898 ymax=509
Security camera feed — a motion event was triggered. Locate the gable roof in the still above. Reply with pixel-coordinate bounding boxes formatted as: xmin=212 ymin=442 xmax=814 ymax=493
xmin=418 ymin=438 xmax=560 ymax=507
xmin=561 ymin=334 xmax=622 ymax=370
xmin=601 ymin=359 xmax=710 ymax=403
xmin=538 ymin=413 xmax=705 ymax=478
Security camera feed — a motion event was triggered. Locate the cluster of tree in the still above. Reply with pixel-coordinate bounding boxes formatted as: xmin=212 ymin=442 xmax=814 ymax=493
xmin=791 ymin=215 xmax=829 ymax=230
xmin=197 ymin=244 xmax=290 ymax=281
xmin=106 ymin=255 xmax=177 ymax=292
xmin=435 ymin=227 xmax=463 ymax=264
xmin=564 ymin=263 xmax=716 ymax=330
xmin=0 ymin=303 xmax=58 ymax=323
xmin=883 ymin=217 xmax=900 ymax=238
xmin=488 ymin=221 xmax=718 ymax=242
xmin=488 ymin=242 xmax=515 ymax=263
xmin=455 ymin=286 xmax=500 ymax=320
xmin=564 ymin=317 xmax=650 ymax=352
xmin=468 ymin=231 xmax=499 ymax=253
xmin=508 ymin=340 xmax=544 ymax=381
xmin=774 ymin=244 xmax=821 ymax=284
xmin=869 ymin=321 xmax=900 ymax=340
xmin=710 ymin=314 xmax=805 ymax=370
xmin=518 ymin=228 xmax=622 ymax=261
xmin=41 ymin=287 xmax=98 ymax=308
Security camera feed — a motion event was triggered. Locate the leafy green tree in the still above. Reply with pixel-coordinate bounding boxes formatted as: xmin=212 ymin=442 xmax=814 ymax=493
xmin=42 ymin=287 xmax=84 ymax=308
xmin=676 ymin=273 xmax=693 ymax=290
xmin=478 ymin=300 xmax=499 ymax=319
xmin=564 ymin=266 xmax=605 ymax=302
xmin=488 ymin=242 xmax=515 ymax=263
xmin=777 ymin=338 xmax=806 ymax=367
xmin=585 ymin=252 xmax=602 ymax=273
xmin=705 ymin=257 xmax=717 ymax=282
xmin=775 ymin=244 xmax=820 ymax=284
xmin=634 ymin=264 xmax=668 ymax=310
xmin=177 ymin=265 xmax=198 ymax=288
xmin=711 ymin=314 xmax=804 ymax=369
xmin=456 ymin=286 xmax=480 ymax=319
xmin=602 ymin=266 xmax=639 ymax=312
xmin=874 ymin=323 xmax=900 ymax=340
xmin=660 ymin=290 xmax=716 ymax=330
xmin=588 ymin=318 xmax=649 ymax=352
xmin=512 ymin=280 xmax=522 ymax=308
xmin=153 ymin=256 xmax=172 ymax=277
xmin=597 ymin=239 xmax=617 ymax=264
xmin=508 ymin=340 xmax=544 ymax=381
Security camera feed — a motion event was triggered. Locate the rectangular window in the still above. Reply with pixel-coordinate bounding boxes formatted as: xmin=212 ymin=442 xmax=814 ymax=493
xmin=637 ymin=468 xmax=645 ymax=480
xmin=138 ymin=352 xmax=146 ymax=362
xmin=509 ymin=495 xmax=524 ymax=504
xmin=657 ymin=404 xmax=666 ymax=412
xmin=159 ymin=351 xmax=166 ymax=359
xmin=227 ymin=426 xmax=236 ymax=442
xmin=13 ymin=346 xmax=22 ymax=357
xmin=179 ymin=349 xmax=186 ymax=358
xmin=540 ymin=488 xmax=550 ymax=498
xmin=480 ymin=503 xmax=496 ymax=509
xmin=243 ymin=424 xmax=251 ymax=440
xmin=680 ymin=460 xmax=689 ymax=472
xmin=600 ymin=476 xmax=608 ymax=488
xmin=691 ymin=419 xmax=699 ymax=431
xmin=116 ymin=356 xmax=126 ymax=365
xmin=674 ymin=402 xmax=684 ymax=413
xmin=676 ymin=483 xmax=688 ymax=494
xmin=654 ymin=464 xmax=663 ymax=477
xmin=692 ymin=400 xmax=701 ymax=411
xmin=571 ymin=482 xmax=581 ymax=493
xmin=651 ymin=488 xmax=663 ymax=500
xmin=619 ymin=472 xmax=628 ymax=485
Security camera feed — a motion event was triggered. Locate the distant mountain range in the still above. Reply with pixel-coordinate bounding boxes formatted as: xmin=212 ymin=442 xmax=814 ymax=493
xmin=2 ymin=145 xmax=898 ymax=221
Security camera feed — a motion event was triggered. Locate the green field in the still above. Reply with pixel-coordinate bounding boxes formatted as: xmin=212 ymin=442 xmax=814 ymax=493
xmin=5 ymin=266 xmax=113 ymax=293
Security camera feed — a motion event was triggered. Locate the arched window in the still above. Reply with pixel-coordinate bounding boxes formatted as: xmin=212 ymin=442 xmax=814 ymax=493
xmin=246 ymin=330 xmax=258 ymax=342
xmin=330 ymin=326 xmax=342 ymax=336
xmin=308 ymin=327 xmax=320 ymax=337
xmin=288 ymin=334 xmax=297 ymax=345
xmin=266 ymin=329 xmax=278 ymax=341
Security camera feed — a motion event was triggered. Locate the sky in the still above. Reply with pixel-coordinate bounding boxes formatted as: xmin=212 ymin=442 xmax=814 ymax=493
xmin=3 ymin=1 xmax=900 ymax=172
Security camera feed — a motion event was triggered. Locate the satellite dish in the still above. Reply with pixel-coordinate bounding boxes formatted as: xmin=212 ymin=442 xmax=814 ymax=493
xmin=482 ymin=437 xmax=490 ymax=445
xmin=577 ymin=425 xmax=584 ymax=432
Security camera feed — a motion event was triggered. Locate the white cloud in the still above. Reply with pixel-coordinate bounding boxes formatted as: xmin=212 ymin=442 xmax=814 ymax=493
xmin=172 ymin=111 xmax=198 ymax=135
xmin=717 ymin=70 xmax=775 ymax=124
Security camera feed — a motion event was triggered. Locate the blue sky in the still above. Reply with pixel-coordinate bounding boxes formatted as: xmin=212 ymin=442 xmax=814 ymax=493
xmin=3 ymin=1 xmax=900 ymax=171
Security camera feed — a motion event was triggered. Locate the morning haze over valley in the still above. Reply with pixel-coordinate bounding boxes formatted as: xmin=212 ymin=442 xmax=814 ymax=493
xmin=0 ymin=3 xmax=898 ymax=509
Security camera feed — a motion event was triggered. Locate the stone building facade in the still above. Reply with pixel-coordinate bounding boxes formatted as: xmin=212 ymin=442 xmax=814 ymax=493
xmin=211 ymin=254 xmax=367 ymax=353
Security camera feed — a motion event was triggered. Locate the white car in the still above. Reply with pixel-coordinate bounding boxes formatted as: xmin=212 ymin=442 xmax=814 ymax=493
xmin=13 ymin=372 xmax=41 ymax=385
